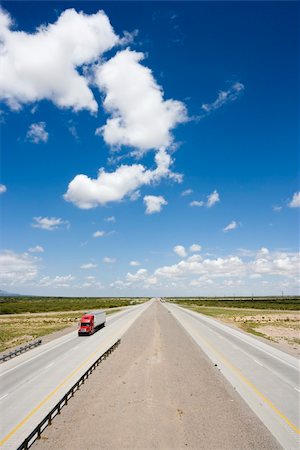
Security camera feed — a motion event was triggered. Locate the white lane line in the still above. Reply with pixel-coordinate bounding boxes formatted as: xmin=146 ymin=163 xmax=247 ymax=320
xmin=173 ymin=305 xmax=299 ymax=371
xmin=254 ymin=359 xmax=264 ymax=367
xmin=0 ymin=393 xmax=8 ymax=401
xmin=295 ymin=387 xmax=300 ymax=393
xmin=46 ymin=363 xmax=54 ymax=369
xmin=0 ymin=335 xmax=77 ymax=378
xmin=0 ymin=305 xmax=146 ymax=379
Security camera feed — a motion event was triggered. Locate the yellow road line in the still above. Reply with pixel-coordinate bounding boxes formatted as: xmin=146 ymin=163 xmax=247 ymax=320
xmin=0 ymin=332 xmax=122 ymax=447
xmin=185 ymin=316 xmax=300 ymax=435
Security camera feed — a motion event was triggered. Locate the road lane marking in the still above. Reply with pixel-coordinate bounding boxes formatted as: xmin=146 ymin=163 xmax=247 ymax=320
xmin=172 ymin=304 xmax=299 ymax=371
xmin=0 ymin=394 xmax=8 ymax=401
xmin=254 ymin=359 xmax=264 ymax=367
xmin=295 ymin=387 xmax=300 ymax=393
xmin=180 ymin=319 xmax=300 ymax=436
xmin=0 ymin=335 xmax=77 ymax=378
xmin=0 ymin=333 xmax=118 ymax=447
xmin=45 ymin=363 xmax=54 ymax=369
xmin=166 ymin=305 xmax=300 ymax=436
xmin=0 ymin=305 xmax=149 ymax=447
xmin=0 ymin=308 xmax=139 ymax=379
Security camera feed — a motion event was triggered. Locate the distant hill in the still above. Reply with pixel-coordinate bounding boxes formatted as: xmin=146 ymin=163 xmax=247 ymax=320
xmin=0 ymin=289 xmax=22 ymax=297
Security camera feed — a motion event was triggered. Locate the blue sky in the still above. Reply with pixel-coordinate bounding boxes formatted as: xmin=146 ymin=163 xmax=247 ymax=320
xmin=0 ymin=2 xmax=299 ymax=296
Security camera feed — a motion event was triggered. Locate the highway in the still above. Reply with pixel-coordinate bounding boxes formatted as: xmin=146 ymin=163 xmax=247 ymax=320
xmin=164 ymin=302 xmax=300 ymax=450
xmin=0 ymin=301 xmax=152 ymax=450
xmin=0 ymin=299 xmax=299 ymax=450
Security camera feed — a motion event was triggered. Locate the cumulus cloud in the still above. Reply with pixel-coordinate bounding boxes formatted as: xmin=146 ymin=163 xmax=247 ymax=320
xmin=26 ymin=122 xmax=49 ymax=144
xmin=181 ymin=189 xmax=193 ymax=196
xmin=0 ymin=250 xmax=39 ymax=285
xmin=93 ymin=230 xmax=105 ymax=238
xmin=0 ymin=8 xmax=118 ymax=112
xmin=144 ymin=195 xmax=167 ymax=214
xmin=130 ymin=260 xmax=140 ymax=266
xmin=32 ymin=216 xmax=70 ymax=231
xmin=223 ymin=221 xmax=238 ymax=232
xmin=0 ymin=184 xmax=7 ymax=194
xmin=206 ymin=190 xmax=220 ymax=207
xmin=189 ymin=200 xmax=204 ymax=207
xmin=201 ymin=82 xmax=245 ymax=116
xmin=80 ymin=263 xmax=97 ymax=269
xmin=37 ymin=274 xmax=75 ymax=287
xmin=110 ymin=247 xmax=300 ymax=293
xmin=28 ymin=245 xmax=44 ymax=253
xmin=173 ymin=245 xmax=187 ymax=258
xmin=94 ymin=49 xmax=187 ymax=153
xmin=103 ymin=257 xmax=116 ymax=263
xmin=189 ymin=191 xmax=220 ymax=208
xmin=126 ymin=268 xmax=148 ymax=282
xmin=189 ymin=244 xmax=202 ymax=252
xmin=288 ymin=192 xmax=300 ymax=208
xmin=64 ymin=148 xmax=181 ymax=209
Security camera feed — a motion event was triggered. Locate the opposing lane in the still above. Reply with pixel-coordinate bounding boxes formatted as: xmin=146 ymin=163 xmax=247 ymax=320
xmin=0 ymin=301 xmax=152 ymax=449
xmin=0 ymin=306 xmax=142 ymax=394
xmin=164 ymin=302 xmax=300 ymax=450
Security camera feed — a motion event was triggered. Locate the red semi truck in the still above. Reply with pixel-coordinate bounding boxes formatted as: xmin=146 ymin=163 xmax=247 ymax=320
xmin=78 ymin=310 xmax=106 ymax=336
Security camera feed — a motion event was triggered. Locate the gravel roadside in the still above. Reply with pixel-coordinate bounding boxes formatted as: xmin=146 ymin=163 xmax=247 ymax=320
xmin=33 ymin=301 xmax=281 ymax=450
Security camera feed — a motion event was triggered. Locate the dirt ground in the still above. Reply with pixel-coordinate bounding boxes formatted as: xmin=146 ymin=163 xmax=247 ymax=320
xmin=229 ymin=313 xmax=300 ymax=356
xmin=33 ymin=302 xmax=280 ymax=450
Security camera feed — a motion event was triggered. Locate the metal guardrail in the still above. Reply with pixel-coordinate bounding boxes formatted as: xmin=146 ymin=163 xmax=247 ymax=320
xmin=17 ymin=338 xmax=121 ymax=450
xmin=0 ymin=339 xmax=42 ymax=363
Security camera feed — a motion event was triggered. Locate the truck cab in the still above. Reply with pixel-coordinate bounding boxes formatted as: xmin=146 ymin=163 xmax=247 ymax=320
xmin=78 ymin=314 xmax=94 ymax=335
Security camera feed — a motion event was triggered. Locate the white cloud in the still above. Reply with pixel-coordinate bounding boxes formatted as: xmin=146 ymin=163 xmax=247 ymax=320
xmin=126 ymin=268 xmax=148 ymax=282
xmin=111 ymin=248 xmax=300 ymax=293
xmin=201 ymin=82 xmax=245 ymax=115
xmin=37 ymin=274 xmax=75 ymax=288
xmin=26 ymin=122 xmax=48 ymax=144
xmin=189 ymin=244 xmax=202 ymax=252
xmin=181 ymin=189 xmax=193 ymax=196
xmin=64 ymin=148 xmax=181 ymax=209
xmin=273 ymin=205 xmax=283 ymax=212
xmin=130 ymin=260 xmax=140 ymax=266
xmin=223 ymin=220 xmax=238 ymax=232
xmin=189 ymin=190 xmax=220 ymax=208
xmin=32 ymin=216 xmax=69 ymax=231
xmin=93 ymin=230 xmax=105 ymax=238
xmin=0 ymin=250 xmax=39 ymax=285
xmin=103 ymin=257 xmax=116 ymax=263
xmin=206 ymin=190 xmax=220 ymax=208
xmin=173 ymin=245 xmax=187 ymax=258
xmin=187 ymin=254 xmax=203 ymax=263
xmin=143 ymin=195 xmax=167 ymax=214
xmin=95 ymin=49 xmax=187 ymax=153
xmin=0 ymin=8 xmax=118 ymax=112
xmin=105 ymin=215 xmax=116 ymax=222
xmin=288 ymin=192 xmax=300 ymax=208
xmin=85 ymin=275 xmax=96 ymax=281
xmin=80 ymin=263 xmax=97 ymax=269
xmin=189 ymin=200 xmax=204 ymax=207
xmin=257 ymin=247 xmax=269 ymax=257
xmin=28 ymin=245 xmax=44 ymax=253
xmin=0 ymin=184 xmax=7 ymax=194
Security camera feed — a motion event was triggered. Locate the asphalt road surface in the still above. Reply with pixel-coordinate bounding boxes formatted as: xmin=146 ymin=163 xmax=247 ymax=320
xmin=164 ymin=302 xmax=300 ymax=450
xmin=0 ymin=302 xmax=151 ymax=449
xmin=32 ymin=301 xmax=283 ymax=450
